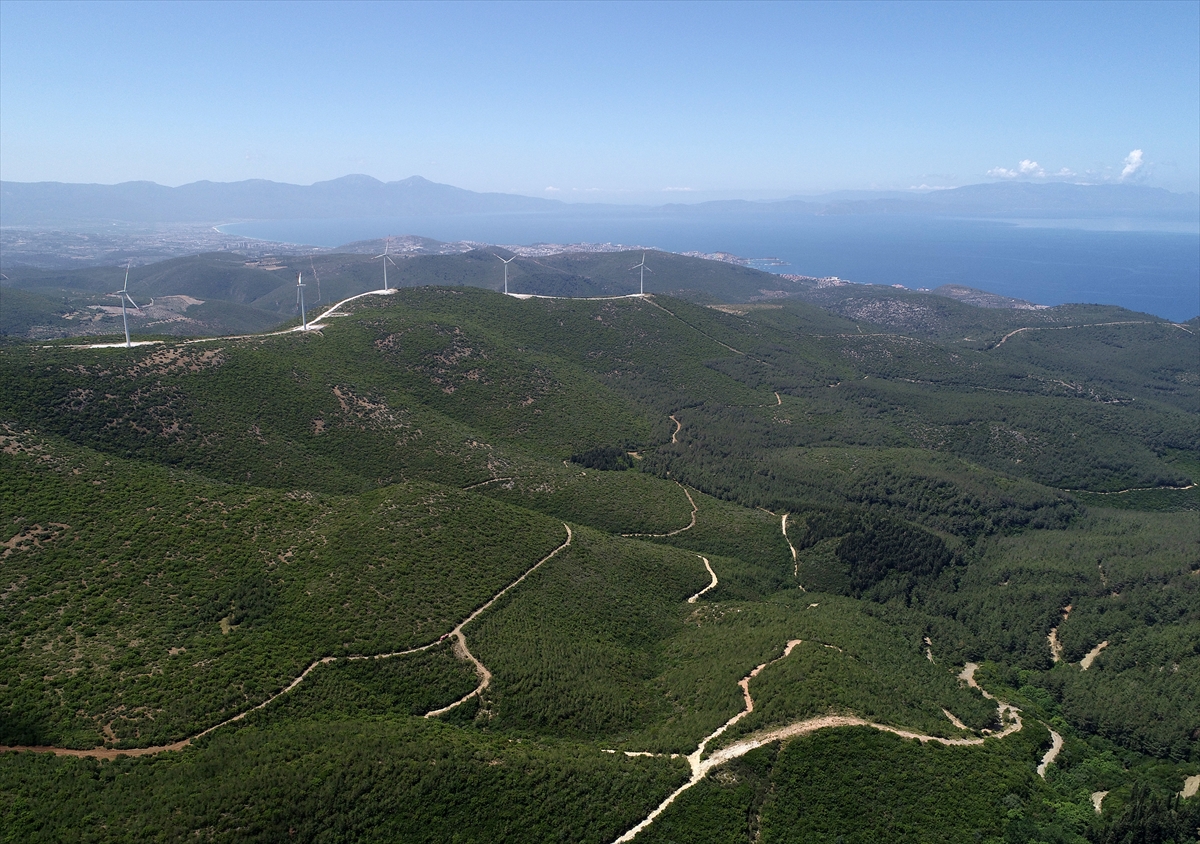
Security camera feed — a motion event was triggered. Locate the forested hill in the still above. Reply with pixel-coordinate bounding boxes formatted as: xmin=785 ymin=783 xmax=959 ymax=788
xmin=1 ymin=287 xmax=1197 ymax=842
xmin=1 ymin=245 xmax=1183 ymax=342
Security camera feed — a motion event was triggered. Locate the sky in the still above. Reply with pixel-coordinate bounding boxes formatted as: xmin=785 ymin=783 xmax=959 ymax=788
xmin=1 ymin=0 xmax=1197 ymax=203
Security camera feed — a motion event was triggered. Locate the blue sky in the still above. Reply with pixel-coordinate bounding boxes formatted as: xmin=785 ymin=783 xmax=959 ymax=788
xmin=1 ymin=0 xmax=1197 ymax=202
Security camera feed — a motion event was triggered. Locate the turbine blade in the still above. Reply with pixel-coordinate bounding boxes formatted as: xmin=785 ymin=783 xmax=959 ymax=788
xmin=386 ymin=256 xmax=398 ymax=267
xmin=125 ymin=294 xmax=140 ymax=309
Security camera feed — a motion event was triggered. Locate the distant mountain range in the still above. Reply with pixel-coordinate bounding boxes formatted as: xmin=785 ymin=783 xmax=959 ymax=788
xmin=1 ymin=174 xmax=1196 ymax=226
xmin=0 ymin=175 xmax=560 ymax=226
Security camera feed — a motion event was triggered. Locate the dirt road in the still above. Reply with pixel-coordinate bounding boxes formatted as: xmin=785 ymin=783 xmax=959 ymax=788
xmin=612 ymin=651 xmax=1023 ymax=843
xmin=426 ymin=525 xmax=573 ymax=717
xmin=622 ymin=483 xmax=697 ymax=538
xmin=2 ymin=525 xmax=573 ymax=758
xmin=686 ymin=557 xmax=718 ymax=604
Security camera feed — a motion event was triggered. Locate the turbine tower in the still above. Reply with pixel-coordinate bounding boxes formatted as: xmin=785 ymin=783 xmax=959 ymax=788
xmin=110 ymin=262 xmax=141 ymax=347
xmin=296 ymin=271 xmax=308 ymax=330
xmin=373 ymin=237 xmax=398 ymax=291
xmin=493 ymin=253 xmax=517 ymax=295
xmin=630 ymin=252 xmax=653 ymax=296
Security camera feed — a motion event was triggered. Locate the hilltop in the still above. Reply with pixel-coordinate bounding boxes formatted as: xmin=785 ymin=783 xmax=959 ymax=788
xmin=3 ymin=243 xmax=1184 ymax=343
xmin=1 ymin=284 xmax=1196 ymax=841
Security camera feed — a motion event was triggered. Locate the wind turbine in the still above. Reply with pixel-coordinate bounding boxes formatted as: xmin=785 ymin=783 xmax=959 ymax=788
xmin=110 ymin=261 xmax=141 ymax=347
xmin=493 ymin=253 xmax=516 ymax=295
xmin=630 ymin=252 xmax=653 ymax=296
xmin=296 ymin=271 xmax=308 ymax=330
xmin=373 ymin=237 xmax=397 ymax=291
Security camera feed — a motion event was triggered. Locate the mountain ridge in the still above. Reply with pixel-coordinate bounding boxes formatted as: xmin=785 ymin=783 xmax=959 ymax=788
xmin=2 ymin=175 xmax=1195 ymax=225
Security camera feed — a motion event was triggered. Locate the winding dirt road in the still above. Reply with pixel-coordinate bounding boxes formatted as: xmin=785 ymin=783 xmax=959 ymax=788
xmin=1079 ymin=641 xmax=1108 ymax=670
xmin=1 ymin=524 xmax=573 ymax=758
xmin=1037 ymin=726 xmax=1064 ymax=778
xmin=622 ymin=483 xmax=698 ymax=538
xmin=1072 ymin=483 xmax=1198 ymax=495
xmin=669 ymin=414 xmax=682 ymax=444
xmin=686 ymin=557 xmax=718 ymax=604
xmin=612 ymin=652 xmax=1023 ymax=843
xmin=425 ymin=525 xmax=573 ymax=717
xmin=781 ymin=513 xmax=799 ymax=580
xmin=989 ymin=320 xmax=1168 ymax=349
xmin=67 ymin=288 xmax=400 ymax=352
xmin=1048 ymin=604 xmax=1071 ymax=663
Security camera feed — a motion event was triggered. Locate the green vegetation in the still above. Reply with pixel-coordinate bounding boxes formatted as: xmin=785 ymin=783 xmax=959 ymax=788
xmin=1 ymin=283 xmax=1195 ymax=841
xmin=0 ymin=719 xmax=688 ymax=843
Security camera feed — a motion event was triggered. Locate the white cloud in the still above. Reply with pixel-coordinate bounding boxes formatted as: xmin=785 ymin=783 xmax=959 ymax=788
xmin=1120 ymin=149 xmax=1144 ymax=180
xmin=987 ymin=159 xmax=1081 ymax=181
xmin=662 ymin=186 xmax=694 ymax=192
xmin=544 ymin=186 xmax=560 ymax=192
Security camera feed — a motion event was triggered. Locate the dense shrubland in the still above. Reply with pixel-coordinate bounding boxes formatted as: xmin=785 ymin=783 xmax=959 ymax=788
xmin=1 ymin=286 xmax=1195 ymax=840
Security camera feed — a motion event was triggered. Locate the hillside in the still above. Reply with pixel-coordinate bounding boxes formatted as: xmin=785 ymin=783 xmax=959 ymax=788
xmin=5 ymin=243 xmax=1191 ymax=345
xmin=0 ymin=248 xmax=816 ymax=339
xmin=1 ymin=287 xmax=1197 ymax=842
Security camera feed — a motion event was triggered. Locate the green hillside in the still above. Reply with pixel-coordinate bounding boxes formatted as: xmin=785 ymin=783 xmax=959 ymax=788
xmin=1 ymin=286 xmax=1196 ymax=842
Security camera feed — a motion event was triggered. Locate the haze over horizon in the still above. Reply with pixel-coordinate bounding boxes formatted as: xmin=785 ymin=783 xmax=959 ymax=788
xmin=1 ymin=0 xmax=1197 ymax=204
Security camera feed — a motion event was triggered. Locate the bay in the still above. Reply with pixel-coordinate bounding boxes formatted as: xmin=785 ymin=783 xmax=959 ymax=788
xmin=222 ymin=213 xmax=1200 ymax=322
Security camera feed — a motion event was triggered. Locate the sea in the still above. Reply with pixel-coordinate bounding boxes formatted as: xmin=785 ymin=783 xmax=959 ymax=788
xmin=221 ymin=213 xmax=1200 ymax=323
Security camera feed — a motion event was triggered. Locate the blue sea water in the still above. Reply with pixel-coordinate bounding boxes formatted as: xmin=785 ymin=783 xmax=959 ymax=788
xmin=222 ymin=213 xmax=1200 ymax=322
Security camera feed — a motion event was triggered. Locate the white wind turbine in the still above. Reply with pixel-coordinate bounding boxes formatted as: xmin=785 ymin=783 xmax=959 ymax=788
xmin=373 ymin=237 xmax=397 ymax=291
xmin=493 ymin=253 xmax=516 ymax=295
xmin=110 ymin=261 xmax=141 ymax=347
xmin=630 ymin=252 xmax=653 ymax=296
xmin=295 ymin=271 xmax=308 ymax=330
